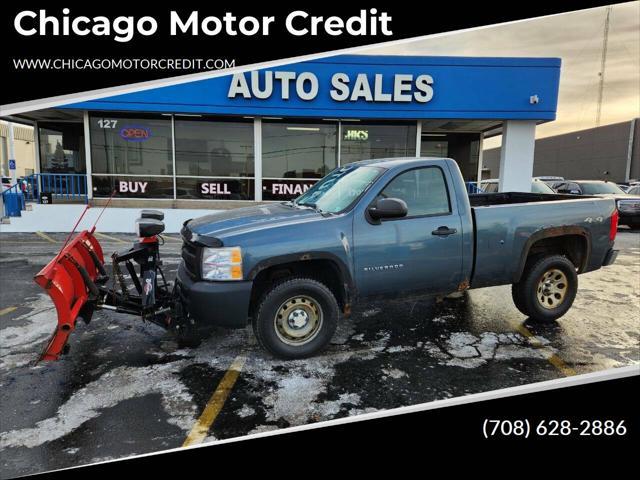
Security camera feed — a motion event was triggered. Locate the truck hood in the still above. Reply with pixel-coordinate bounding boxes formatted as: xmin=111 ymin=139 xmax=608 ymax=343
xmin=186 ymin=203 xmax=323 ymax=238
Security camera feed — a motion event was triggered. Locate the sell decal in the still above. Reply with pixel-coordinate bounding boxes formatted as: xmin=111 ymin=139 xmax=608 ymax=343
xmin=200 ymin=182 xmax=231 ymax=195
xmin=119 ymin=125 xmax=151 ymax=142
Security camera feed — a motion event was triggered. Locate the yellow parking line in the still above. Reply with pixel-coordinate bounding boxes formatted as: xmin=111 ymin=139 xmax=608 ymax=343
xmin=94 ymin=232 xmax=128 ymax=244
xmin=182 ymin=355 xmax=247 ymax=447
xmin=516 ymin=324 xmax=577 ymax=377
xmin=35 ymin=231 xmax=58 ymax=243
xmin=0 ymin=306 xmax=17 ymax=316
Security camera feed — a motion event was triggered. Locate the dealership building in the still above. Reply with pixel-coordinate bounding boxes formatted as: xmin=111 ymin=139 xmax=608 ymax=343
xmin=8 ymin=55 xmax=561 ymax=206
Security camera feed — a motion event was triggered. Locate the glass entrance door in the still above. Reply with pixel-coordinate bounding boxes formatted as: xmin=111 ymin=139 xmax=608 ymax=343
xmin=421 ymin=132 xmax=481 ymax=182
xmin=38 ymin=122 xmax=86 ymax=174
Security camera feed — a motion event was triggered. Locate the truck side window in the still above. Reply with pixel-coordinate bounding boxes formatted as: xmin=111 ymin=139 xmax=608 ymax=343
xmin=380 ymin=167 xmax=451 ymax=217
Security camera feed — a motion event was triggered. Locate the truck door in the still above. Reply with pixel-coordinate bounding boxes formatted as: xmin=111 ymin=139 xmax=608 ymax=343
xmin=353 ymin=165 xmax=464 ymax=297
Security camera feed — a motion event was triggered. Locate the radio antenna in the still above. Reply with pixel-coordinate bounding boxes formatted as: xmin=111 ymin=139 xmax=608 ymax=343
xmin=51 ymin=204 xmax=91 ymax=265
xmin=90 ymin=189 xmax=116 ymax=233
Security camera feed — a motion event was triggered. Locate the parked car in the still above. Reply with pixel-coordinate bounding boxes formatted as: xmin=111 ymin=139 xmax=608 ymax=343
xmin=553 ymin=180 xmax=640 ymax=229
xmin=627 ymin=185 xmax=640 ymax=196
xmin=480 ymin=178 xmax=555 ymax=194
xmin=535 ymin=175 xmax=564 ymax=183
xmin=175 ymin=158 xmax=619 ymax=358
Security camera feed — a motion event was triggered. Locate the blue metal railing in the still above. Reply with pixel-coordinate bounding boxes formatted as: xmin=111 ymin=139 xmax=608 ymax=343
xmin=27 ymin=173 xmax=88 ymax=203
xmin=2 ymin=173 xmax=88 ymax=217
xmin=465 ymin=181 xmax=484 ymax=194
xmin=1 ymin=182 xmax=26 ymax=217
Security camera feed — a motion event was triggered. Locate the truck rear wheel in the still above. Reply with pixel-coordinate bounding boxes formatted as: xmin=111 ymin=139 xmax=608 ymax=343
xmin=512 ymin=255 xmax=578 ymax=323
xmin=252 ymin=278 xmax=339 ymax=359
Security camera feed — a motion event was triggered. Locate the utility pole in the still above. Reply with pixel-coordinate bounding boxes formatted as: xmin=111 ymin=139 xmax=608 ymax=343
xmin=596 ymin=6 xmax=611 ymax=127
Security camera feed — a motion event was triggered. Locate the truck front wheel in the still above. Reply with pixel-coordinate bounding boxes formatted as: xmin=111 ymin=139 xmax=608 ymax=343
xmin=512 ymin=255 xmax=578 ymax=323
xmin=252 ymin=278 xmax=339 ymax=359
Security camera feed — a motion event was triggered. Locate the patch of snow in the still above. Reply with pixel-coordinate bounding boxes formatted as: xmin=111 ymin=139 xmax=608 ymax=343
xmin=236 ymin=405 xmax=256 ymax=418
xmin=381 ymin=368 xmax=407 ymax=379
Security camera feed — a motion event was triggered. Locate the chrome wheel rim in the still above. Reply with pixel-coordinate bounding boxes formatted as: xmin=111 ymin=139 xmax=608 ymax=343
xmin=537 ymin=269 xmax=568 ymax=309
xmin=274 ymin=295 xmax=323 ymax=346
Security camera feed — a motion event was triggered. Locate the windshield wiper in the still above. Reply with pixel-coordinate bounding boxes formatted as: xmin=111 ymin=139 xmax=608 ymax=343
xmin=295 ymin=201 xmax=333 ymax=215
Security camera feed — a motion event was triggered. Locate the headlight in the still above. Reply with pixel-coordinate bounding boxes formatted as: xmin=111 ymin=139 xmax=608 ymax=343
xmin=201 ymin=247 xmax=243 ymax=281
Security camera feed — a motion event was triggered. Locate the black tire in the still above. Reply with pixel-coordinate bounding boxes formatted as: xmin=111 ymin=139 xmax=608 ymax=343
xmin=252 ymin=278 xmax=339 ymax=359
xmin=512 ymin=255 xmax=578 ymax=324
xmin=510 ymin=283 xmax=529 ymax=317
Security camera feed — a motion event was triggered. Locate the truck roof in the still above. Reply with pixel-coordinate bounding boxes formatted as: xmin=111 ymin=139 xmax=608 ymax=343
xmin=347 ymin=157 xmax=453 ymax=169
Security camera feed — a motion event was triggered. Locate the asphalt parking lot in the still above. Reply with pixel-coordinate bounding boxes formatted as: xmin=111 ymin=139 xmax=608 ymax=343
xmin=0 ymin=229 xmax=638 ymax=476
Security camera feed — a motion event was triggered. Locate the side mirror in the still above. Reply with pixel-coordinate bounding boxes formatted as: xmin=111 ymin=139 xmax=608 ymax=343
xmin=368 ymin=197 xmax=408 ymax=221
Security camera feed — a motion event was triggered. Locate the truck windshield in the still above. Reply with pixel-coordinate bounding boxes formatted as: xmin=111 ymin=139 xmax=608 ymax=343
xmin=579 ymin=182 xmax=625 ymax=195
xmin=294 ymin=165 xmax=383 ymax=213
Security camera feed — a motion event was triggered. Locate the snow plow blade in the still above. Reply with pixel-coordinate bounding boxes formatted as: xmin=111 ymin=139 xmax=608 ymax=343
xmin=34 ymin=230 xmax=106 ymax=361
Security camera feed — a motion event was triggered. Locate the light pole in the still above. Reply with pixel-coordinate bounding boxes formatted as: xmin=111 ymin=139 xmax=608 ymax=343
xmin=8 ymin=122 xmax=17 ymax=184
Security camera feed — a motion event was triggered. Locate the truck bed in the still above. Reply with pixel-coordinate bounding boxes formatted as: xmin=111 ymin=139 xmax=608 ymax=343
xmin=469 ymin=194 xmax=616 ymax=288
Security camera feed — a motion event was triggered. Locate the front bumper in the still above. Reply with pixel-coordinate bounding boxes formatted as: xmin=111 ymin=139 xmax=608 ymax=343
xmin=176 ymin=263 xmax=252 ymax=328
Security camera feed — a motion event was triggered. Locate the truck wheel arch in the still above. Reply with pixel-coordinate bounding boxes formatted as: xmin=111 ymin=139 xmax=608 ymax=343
xmin=513 ymin=226 xmax=591 ymax=283
xmin=246 ymin=253 xmax=355 ymax=317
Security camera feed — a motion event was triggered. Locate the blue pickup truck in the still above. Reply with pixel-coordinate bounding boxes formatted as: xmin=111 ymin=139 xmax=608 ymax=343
xmin=177 ymin=158 xmax=619 ymax=359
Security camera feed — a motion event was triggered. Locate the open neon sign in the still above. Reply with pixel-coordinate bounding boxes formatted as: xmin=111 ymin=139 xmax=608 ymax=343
xmin=119 ymin=125 xmax=151 ymax=142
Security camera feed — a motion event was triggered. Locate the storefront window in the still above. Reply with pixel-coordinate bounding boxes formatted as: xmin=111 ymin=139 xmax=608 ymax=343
xmin=175 ymin=117 xmax=254 ymax=177
xmin=84 ymin=114 xmax=482 ymax=201
xmin=340 ymin=123 xmax=416 ymax=164
xmin=262 ymin=121 xmax=338 ymax=179
xmin=90 ymin=114 xmax=173 ymax=176
xmin=38 ymin=122 xmax=86 ymax=174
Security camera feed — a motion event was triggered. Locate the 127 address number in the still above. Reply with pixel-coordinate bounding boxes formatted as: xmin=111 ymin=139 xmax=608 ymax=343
xmin=97 ymin=119 xmax=118 ymax=129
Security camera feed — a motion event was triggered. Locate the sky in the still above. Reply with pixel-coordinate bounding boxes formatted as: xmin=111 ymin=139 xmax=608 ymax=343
xmin=364 ymin=2 xmax=640 ymax=148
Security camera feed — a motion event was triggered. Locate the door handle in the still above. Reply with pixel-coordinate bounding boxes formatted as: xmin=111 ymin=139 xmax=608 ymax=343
xmin=432 ymin=226 xmax=457 ymax=236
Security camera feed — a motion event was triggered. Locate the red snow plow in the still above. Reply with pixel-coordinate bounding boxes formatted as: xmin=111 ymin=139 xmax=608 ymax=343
xmin=34 ymin=208 xmax=195 ymax=362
